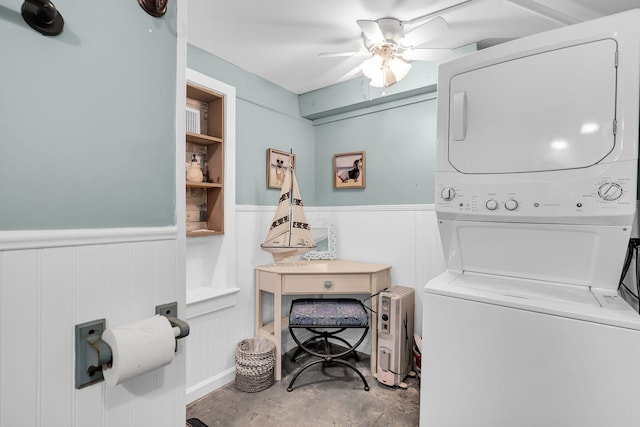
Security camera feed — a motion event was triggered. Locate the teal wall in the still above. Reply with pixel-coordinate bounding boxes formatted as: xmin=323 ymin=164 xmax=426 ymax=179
xmin=236 ymin=101 xmax=315 ymax=204
xmin=0 ymin=1 xmax=177 ymax=230
xmin=187 ymin=45 xmax=315 ymax=205
xmin=314 ymin=96 xmax=438 ymax=205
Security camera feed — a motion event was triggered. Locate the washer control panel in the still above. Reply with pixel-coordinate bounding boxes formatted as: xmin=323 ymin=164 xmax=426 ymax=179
xmin=436 ymin=169 xmax=635 ymax=222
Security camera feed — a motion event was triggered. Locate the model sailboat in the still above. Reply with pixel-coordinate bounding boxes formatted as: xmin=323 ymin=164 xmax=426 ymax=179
xmin=261 ymin=153 xmax=316 ymax=261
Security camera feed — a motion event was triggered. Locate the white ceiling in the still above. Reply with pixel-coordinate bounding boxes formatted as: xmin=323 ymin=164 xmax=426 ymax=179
xmin=187 ymin=0 xmax=640 ymax=95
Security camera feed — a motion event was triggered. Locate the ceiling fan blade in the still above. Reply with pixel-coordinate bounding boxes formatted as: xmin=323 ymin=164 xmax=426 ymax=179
xmin=318 ymin=51 xmax=370 ymax=58
xmin=400 ymin=16 xmax=449 ymax=47
xmin=337 ymin=65 xmax=363 ymax=82
xmin=404 ymin=48 xmax=452 ymax=61
xmin=356 ymin=20 xmax=385 ymax=44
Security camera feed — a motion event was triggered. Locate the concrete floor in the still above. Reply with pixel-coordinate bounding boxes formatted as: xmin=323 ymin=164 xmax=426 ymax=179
xmin=187 ymin=348 xmax=420 ymax=427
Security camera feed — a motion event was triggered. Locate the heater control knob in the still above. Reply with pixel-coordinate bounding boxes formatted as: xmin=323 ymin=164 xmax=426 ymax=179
xmin=598 ymin=182 xmax=623 ymax=201
xmin=505 ymin=199 xmax=519 ymax=211
xmin=441 ymin=187 xmax=456 ymax=201
xmin=485 ymin=199 xmax=498 ymax=211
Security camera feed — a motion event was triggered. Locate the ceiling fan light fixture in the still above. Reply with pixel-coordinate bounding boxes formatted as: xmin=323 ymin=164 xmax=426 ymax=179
xmin=389 ymin=57 xmax=411 ymax=80
xmin=361 ymin=54 xmax=384 ymax=80
xmin=368 ymin=72 xmax=386 ymax=88
xmin=320 ymin=14 xmax=451 ymax=88
xmin=362 ymin=52 xmax=411 ymax=88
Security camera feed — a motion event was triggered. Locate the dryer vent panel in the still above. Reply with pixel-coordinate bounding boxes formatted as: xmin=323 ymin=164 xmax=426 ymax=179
xmin=376 ymin=286 xmax=415 ymax=387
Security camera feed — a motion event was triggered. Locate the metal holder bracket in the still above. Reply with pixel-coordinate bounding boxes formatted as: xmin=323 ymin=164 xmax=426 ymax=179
xmin=156 ymin=301 xmax=190 ymax=339
xmin=75 ymin=319 xmax=108 ymax=389
xmin=75 ymin=302 xmax=189 ymax=389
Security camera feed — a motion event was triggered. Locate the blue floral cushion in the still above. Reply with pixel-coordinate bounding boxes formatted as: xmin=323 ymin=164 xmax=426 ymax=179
xmin=289 ymin=298 xmax=368 ymax=327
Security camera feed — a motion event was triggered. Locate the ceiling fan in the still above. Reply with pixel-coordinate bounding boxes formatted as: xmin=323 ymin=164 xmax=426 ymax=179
xmin=319 ymin=16 xmax=452 ymax=88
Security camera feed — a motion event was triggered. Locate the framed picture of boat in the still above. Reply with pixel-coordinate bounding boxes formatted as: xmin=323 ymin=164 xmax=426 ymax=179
xmin=334 ymin=151 xmax=366 ymax=189
xmin=267 ymin=148 xmax=296 ymax=189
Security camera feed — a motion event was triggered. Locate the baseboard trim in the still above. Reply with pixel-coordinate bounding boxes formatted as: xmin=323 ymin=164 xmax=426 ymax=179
xmin=186 ymin=367 xmax=236 ymax=404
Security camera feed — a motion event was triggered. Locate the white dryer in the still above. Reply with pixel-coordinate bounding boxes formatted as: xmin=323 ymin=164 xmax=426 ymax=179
xmin=422 ymin=10 xmax=640 ymax=427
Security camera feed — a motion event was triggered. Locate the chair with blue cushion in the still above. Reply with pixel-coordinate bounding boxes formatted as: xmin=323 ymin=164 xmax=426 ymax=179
xmin=287 ymin=298 xmax=370 ymax=392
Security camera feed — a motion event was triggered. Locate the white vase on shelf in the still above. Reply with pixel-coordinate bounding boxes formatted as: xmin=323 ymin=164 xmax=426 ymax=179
xmin=186 ymin=154 xmax=204 ymax=182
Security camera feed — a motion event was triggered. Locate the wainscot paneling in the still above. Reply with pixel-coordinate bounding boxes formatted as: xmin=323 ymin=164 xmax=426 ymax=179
xmin=185 ymin=305 xmax=246 ymax=403
xmin=182 ymin=205 xmax=445 ymax=403
xmin=0 ymin=228 xmax=184 ymax=427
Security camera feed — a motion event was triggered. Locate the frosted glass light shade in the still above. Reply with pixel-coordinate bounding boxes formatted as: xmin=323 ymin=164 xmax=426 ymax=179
xmin=362 ymin=53 xmax=411 ymax=88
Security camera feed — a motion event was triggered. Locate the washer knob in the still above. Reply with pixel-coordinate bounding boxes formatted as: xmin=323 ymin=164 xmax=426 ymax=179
xmin=598 ymin=183 xmax=623 ymax=201
xmin=441 ymin=187 xmax=456 ymax=201
xmin=505 ymin=199 xmax=519 ymax=211
xmin=485 ymin=199 xmax=498 ymax=211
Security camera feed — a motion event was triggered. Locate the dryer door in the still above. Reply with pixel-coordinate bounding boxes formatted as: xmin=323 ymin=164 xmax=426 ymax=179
xmin=448 ymin=39 xmax=617 ymax=174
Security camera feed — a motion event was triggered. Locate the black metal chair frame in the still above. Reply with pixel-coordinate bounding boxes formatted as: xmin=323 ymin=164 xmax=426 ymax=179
xmin=287 ymin=301 xmax=370 ymax=392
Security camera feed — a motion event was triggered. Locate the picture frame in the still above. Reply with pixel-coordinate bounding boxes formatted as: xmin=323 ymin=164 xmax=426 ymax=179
xmin=303 ymin=224 xmax=337 ymax=260
xmin=334 ymin=151 xmax=366 ymax=189
xmin=267 ymin=148 xmax=296 ymax=189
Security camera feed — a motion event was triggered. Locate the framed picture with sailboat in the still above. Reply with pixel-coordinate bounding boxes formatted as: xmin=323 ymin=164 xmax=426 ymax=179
xmin=334 ymin=151 xmax=366 ymax=189
xmin=267 ymin=148 xmax=296 ymax=189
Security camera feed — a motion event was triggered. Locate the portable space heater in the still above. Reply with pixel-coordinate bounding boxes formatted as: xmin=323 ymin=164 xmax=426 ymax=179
xmin=376 ymin=286 xmax=415 ymax=387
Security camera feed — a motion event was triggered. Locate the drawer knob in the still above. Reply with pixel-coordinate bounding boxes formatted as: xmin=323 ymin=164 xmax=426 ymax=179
xmin=324 ymin=280 xmax=333 ymax=289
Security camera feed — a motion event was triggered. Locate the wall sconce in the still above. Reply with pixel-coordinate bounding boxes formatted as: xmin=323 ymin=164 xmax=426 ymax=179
xmin=138 ymin=0 xmax=168 ymax=17
xmin=21 ymin=0 xmax=64 ymax=36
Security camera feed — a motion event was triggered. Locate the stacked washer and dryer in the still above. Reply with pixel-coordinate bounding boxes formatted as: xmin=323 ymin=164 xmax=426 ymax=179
xmin=421 ymin=10 xmax=640 ymax=427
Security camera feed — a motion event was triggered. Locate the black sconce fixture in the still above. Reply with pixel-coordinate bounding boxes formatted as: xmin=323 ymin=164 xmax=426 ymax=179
xmin=21 ymin=0 xmax=64 ymax=36
xmin=138 ymin=0 xmax=168 ymax=17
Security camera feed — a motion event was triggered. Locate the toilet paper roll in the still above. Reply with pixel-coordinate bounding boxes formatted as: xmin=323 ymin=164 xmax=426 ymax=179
xmin=101 ymin=315 xmax=176 ymax=386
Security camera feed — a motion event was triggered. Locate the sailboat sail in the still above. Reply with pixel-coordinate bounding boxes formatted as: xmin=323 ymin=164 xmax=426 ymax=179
xmin=261 ymin=157 xmax=315 ymax=261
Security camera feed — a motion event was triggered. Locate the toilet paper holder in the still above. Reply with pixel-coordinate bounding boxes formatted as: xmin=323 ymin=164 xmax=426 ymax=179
xmin=75 ymin=302 xmax=190 ymax=389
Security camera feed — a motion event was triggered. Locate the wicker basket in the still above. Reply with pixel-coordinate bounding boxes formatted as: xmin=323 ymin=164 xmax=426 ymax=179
xmin=235 ymin=337 xmax=276 ymax=392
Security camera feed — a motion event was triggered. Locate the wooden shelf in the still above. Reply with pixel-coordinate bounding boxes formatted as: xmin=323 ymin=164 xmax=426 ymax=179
xmin=186 ymin=132 xmax=222 ymax=145
xmin=186 ymin=181 xmax=223 ymax=189
xmin=187 ymin=230 xmax=223 ymax=237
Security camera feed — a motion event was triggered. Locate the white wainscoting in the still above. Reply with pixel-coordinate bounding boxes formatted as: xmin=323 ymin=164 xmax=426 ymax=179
xmin=185 ymin=300 xmax=251 ymax=403
xmin=184 ymin=204 xmax=445 ymax=403
xmin=0 ymin=227 xmax=184 ymax=427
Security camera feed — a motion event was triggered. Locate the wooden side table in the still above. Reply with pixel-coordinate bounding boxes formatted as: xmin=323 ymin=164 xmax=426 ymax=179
xmin=255 ymin=260 xmax=391 ymax=380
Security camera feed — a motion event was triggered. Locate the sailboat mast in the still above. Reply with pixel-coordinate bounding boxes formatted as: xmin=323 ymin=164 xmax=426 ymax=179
xmin=287 ymin=151 xmax=293 ymax=247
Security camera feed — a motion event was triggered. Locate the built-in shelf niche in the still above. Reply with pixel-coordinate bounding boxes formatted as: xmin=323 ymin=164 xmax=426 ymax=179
xmin=186 ymin=83 xmax=225 ymax=237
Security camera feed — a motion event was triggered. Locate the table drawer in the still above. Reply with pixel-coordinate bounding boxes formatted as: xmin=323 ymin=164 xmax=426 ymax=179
xmin=283 ymin=274 xmax=370 ymax=294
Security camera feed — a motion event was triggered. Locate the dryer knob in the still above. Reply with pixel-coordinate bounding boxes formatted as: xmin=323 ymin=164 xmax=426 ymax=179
xmin=598 ymin=183 xmax=623 ymax=201
xmin=441 ymin=187 xmax=456 ymax=201
xmin=505 ymin=199 xmax=519 ymax=211
xmin=485 ymin=199 xmax=498 ymax=211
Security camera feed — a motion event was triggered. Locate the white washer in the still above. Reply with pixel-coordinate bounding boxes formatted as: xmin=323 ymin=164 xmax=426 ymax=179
xmin=423 ymin=273 xmax=640 ymax=427
xmin=421 ymin=10 xmax=640 ymax=427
